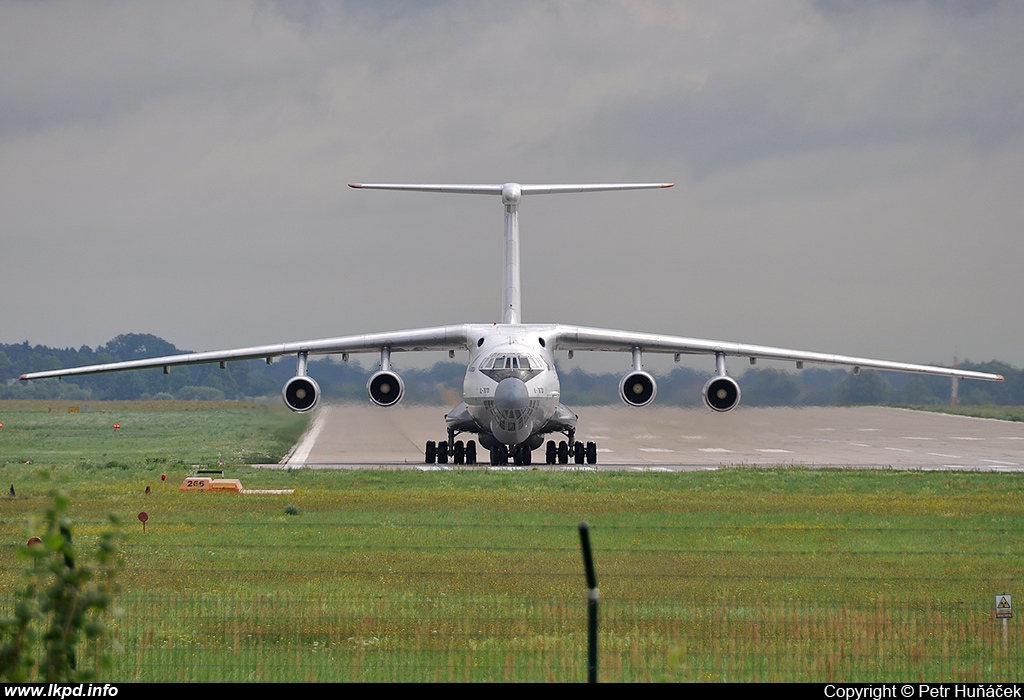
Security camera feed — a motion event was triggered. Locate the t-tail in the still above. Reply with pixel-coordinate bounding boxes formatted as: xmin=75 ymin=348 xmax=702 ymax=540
xmin=349 ymin=182 xmax=673 ymax=324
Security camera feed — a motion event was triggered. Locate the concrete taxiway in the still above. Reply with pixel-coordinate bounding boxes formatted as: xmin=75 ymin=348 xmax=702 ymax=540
xmin=269 ymin=404 xmax=1024 ymax=472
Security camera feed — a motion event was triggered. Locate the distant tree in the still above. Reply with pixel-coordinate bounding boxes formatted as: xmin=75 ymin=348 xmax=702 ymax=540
xmin=28 ymin=353 xmax=62 ymax=374
xmin=898 ymin=375 xmax=944 ymax=405
xmin=743 ymin=368 xmax=801 ymax=406
xmin=557 ymin=366 xmax=620 ymax=405
xmin=100 ymin=333 xmax=183 ymax=361
xmin=798 ymin=368 xmax=848 ymax=405
xmin=834 ymin=369 xmax=892 ymax=405
xmin=957 ymin=361 xmax=1021 ymax=405
xmin=658 ymin=367 xmax=707 ymax=407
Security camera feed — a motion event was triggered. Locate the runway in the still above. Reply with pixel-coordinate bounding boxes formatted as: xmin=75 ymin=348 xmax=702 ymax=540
xmin=270 ymin=404 xmax=1024 ymax=472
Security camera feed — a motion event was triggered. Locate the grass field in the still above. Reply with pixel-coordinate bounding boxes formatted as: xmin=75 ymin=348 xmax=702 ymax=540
xmin=1 ymin=400 xmax=1022 ymax=681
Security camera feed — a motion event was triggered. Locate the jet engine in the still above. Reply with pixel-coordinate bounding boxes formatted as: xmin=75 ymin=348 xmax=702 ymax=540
xmin=702 ymin=375 xmax=741 ymax=412
xmin=282 ymin=375 xmax=321 ymax=413
xmin=367 ymin=370 xmax=405 ymax=407
xmin=619 ymin=371 xmax=657 ymax=407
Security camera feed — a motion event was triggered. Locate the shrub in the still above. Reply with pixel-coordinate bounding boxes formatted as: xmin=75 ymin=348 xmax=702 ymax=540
xmin=0 ymin=490 xmax=121 ymax=682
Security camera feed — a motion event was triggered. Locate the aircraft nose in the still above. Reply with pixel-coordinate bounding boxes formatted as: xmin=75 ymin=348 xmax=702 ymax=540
xmin=494 ymin=377 xmax=529 ymax=412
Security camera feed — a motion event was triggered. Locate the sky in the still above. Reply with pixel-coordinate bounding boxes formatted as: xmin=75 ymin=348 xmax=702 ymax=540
xmin=2 ymin=0 xmax=1022 ymax=376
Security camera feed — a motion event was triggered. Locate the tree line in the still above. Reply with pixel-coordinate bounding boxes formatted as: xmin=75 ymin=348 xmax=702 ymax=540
xmin=2 ymin=333 xmax=1021 ymax=406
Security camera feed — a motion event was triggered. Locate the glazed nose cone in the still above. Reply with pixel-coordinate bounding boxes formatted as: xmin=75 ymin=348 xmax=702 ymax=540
xmin=494 ymin=377 xmax=529 ymax=412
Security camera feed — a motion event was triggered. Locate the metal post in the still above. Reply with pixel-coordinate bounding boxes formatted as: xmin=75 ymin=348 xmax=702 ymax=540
xmin=578 ymin=522 xmax=599 ymax=683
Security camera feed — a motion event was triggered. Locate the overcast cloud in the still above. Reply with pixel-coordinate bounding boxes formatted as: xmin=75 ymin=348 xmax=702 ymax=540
xmin=2 ymin=0 xmax=1021 ymax=375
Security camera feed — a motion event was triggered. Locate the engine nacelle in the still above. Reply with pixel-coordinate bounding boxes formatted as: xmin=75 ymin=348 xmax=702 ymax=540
xmin=702 ymin=375 xmax=741 ymax=412
xmin=282 ymin=375 xmax=321 ymax=413
xmin=367 ymin=370 xmax=405 ymax=407
xmin=619 ymin=371 xmax=657 ymax=407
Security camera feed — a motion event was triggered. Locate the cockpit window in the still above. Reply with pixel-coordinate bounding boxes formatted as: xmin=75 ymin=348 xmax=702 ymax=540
xmin=483 ymin=353 xmax=536 ymax=370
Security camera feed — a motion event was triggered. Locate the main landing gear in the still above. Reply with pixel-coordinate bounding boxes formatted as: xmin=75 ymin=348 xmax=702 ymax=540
xmin=541 ymin=426 xmax=598 ymax=465
xmin=545 ymin=439 xmax=597 ymax=465
xmin=424 ymin=438 xmax=477 ymax=465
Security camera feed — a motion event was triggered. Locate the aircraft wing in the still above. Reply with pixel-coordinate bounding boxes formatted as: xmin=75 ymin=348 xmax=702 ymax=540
xmin=551 ymin=325 xmax=1004 ymax=382
xmin=19 ymin=325 xmax=473 ymax=381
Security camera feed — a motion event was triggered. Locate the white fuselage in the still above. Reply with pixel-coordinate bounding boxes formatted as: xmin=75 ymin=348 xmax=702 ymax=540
xmin=462 ymin=324 xmax=561 ymax=446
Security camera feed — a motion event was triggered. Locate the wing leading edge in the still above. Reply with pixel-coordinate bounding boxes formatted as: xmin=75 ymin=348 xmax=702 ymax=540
xmin=19 ymin=325 xmax=473 ymax=381
xmin=551 ymin=325 xmax=1003 ymax=382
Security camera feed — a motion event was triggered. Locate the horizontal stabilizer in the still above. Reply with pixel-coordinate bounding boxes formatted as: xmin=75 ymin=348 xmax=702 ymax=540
xmin=349 ymin=182 xmax=673 ymax=194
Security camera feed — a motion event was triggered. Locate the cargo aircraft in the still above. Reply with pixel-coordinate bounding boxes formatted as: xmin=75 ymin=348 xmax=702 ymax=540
xmin=21 ymin=182 xmax=1003 ymax=466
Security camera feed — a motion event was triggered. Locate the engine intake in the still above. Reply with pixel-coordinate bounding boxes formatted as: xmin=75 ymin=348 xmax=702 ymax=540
xmin=619 ymin=371 xmax=657 ymax=407
xmin=367 ymin=370 xmax=405 ymax=407
xmin=282 ymin=376 xmax=321 ymax=413
xmin=703 ymin=375 xmax=741 ymax=412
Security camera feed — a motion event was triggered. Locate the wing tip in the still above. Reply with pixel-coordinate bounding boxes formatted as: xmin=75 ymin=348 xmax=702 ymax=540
xmin=662 ymin=183 xmax=675 ymax=188
xmin=348 ymin=183 xmax=362 ymax=189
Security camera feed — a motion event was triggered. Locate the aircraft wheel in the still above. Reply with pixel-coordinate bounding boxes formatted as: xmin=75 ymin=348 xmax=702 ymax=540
xmin=511 ymin=445 xmax=532 ymax=466
xmin=466 ymin=440 xmax=477 ymax=465
xmin=574 ymin=441 xmax=585 ymax=464
xmin=545 ymin=440 xmax=556 ymax=465
xmin=499 ymin=444 xmax=509 ymax=465
xmin=437 ymin=440 xmax=448 ymax=464
xmin=490 ymin=447 xmax=501 ymax=466
xmin=586 ymin=441 xmax=597 ymax=465
xmin=453 ymin=440 xmax=465 ymax=465
xmin=557 ymin=441 xmax=569 ymax=465
xmin=425 ymin=440 xmax=436 ymax=464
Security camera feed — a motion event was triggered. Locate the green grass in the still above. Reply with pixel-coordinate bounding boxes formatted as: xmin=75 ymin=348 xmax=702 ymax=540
xmin=2 ymin=401 xmax=1022 ymax=681
xmin=0 ymin=399 xmax=308 ymax=469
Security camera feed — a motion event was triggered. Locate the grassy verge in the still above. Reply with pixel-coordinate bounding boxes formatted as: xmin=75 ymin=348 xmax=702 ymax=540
xmin=0 ymin=399 xmax=308 ymax=469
